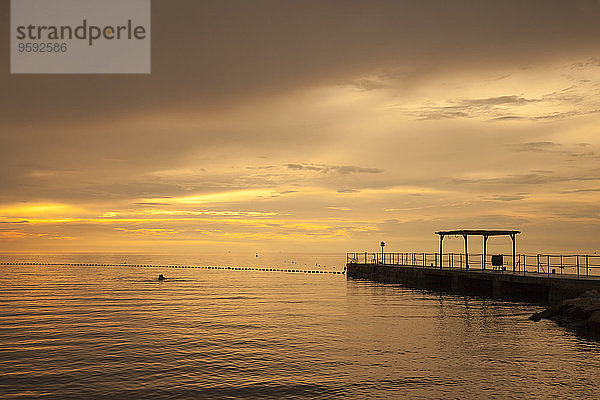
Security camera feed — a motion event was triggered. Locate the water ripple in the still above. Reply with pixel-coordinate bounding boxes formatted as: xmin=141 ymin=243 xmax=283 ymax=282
xmin=0 ymin=262 xmax=599 ymax=399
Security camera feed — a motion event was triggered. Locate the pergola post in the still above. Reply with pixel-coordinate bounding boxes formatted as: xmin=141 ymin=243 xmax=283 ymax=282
xmin=434 ymin=229 xmax=520 ymax=273
xmin=439 ymin=234 xmax=444 ymax=269
xmin=511 ymin=233 xmax=516 ymax=272
xmin=463 ymin=234 xmax=469 ymax=270
xmin=482 ymin=235 xmax=489 ymax=270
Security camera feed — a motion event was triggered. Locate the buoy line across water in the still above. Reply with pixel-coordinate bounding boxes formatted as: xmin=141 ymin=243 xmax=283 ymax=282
xmin=0 ymin=262 xmax=346 ymax=274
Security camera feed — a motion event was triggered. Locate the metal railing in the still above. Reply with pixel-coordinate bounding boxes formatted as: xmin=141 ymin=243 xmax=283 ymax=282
xmin=346 ymin=252 xmax=600 ymax=279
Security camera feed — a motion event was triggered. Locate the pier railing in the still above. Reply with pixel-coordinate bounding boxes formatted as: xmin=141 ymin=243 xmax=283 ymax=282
xmin=346 ymin=252 xmax=600 ymax=279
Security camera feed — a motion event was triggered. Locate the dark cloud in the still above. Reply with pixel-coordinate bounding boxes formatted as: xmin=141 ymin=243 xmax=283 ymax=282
xmin=509 ymin=141 xmax=596 ymax=158
xmin=560 ymin=188 xmax=600 ymax=194
xmin=540 ymin=85 xmax=586 ymax=104
xmin=545 ymin=205 xmax=600 ymax=219
xmin=246 ymin=165 xmax=276 ymax=170
xmin=414 ymin=95 xmax=538 ymax=120
xmin=1 ymin=0 xmax=598 ymax=202
xmin=512 ymin=142 xmax=561 ymax=152
xmin=488 ymin=194 xmax=528 ymax=202
xmin=462 ymin=96 xmax=534 ymax=107
xmin=335 ymin=166 xmax=383 ymax=174
xmin=530 ymin=109 xmax=600 ymax=121
xmin=571 ymin=57 xmax=600 ymax=69
xmin=286 ymin=163 xmax=383 ymax=174
xmin=452 ymin=170 xmax=600 ymax=186
xmin=2 ymin=0 xmax=600 ymax=123
xmin=411 ymin=79 xmax=600 ymax=121
xmin=452 ymin=173 xmax=554 ymax=185
xmin=490 ymin=115 xmax=525 ymax=121
xmin=419 ymin=111 xmax=469 ymax=120
xmin=464 ymin=214 xmax=531 ymax=226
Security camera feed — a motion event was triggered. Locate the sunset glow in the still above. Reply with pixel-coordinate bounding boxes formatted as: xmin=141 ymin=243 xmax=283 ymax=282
xmin=2 ymin=1 xmax=600 ymax=255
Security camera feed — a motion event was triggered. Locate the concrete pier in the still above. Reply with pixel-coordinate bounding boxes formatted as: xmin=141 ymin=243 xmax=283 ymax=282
xmin=347 ymin=262 xmax=600 ymax=305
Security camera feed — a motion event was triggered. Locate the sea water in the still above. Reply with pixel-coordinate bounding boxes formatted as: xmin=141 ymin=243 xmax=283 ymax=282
xmin=1 ymin=253 xmax=599 ymax=399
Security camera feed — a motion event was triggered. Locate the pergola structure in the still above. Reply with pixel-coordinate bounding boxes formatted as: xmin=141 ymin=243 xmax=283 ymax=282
xmin=434 ymin=229 xmax=521 ymax=271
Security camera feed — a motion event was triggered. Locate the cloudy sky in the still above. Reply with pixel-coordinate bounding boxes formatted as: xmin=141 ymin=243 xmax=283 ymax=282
xmin=2 ymin=0 xmax=600 ymax=255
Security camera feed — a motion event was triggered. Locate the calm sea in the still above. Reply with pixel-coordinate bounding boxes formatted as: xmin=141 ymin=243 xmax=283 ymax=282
xmin=1 ymin=253 xmax=599 ymax=399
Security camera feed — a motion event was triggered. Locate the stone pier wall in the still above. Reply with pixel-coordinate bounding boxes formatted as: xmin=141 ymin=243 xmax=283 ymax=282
xmin=347 ymin=263 xmax=600 ymax=305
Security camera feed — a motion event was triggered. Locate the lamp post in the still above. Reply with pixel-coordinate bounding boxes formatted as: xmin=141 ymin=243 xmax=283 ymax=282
xmin=380 ymin=241 xmax=385 ymax=264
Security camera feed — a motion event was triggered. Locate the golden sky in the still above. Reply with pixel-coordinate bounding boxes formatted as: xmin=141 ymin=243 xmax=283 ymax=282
xmin=2 ymin=1 xmax=600 ymax=254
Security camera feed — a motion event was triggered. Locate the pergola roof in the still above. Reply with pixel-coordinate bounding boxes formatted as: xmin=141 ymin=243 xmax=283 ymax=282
xmin=435 ymin=229 xmax=521 ymax=236
xmin=434 ymin=229 xmax=521 ymax=270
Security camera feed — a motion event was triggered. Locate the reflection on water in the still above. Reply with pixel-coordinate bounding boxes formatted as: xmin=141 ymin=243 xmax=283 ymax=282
xmin=1 ymin=255 xmax=599 ymax=399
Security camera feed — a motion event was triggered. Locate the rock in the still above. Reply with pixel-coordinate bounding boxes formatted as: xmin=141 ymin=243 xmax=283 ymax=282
xmin=529 ymin=306 xmax=562 ymax=322
xmin=587 ymin=311 xmax=600 ymax=335
xmin=580 ymin=289 xmax=600 ymax=298
xmin=530 ymin=290 xmax=600 ymax=335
